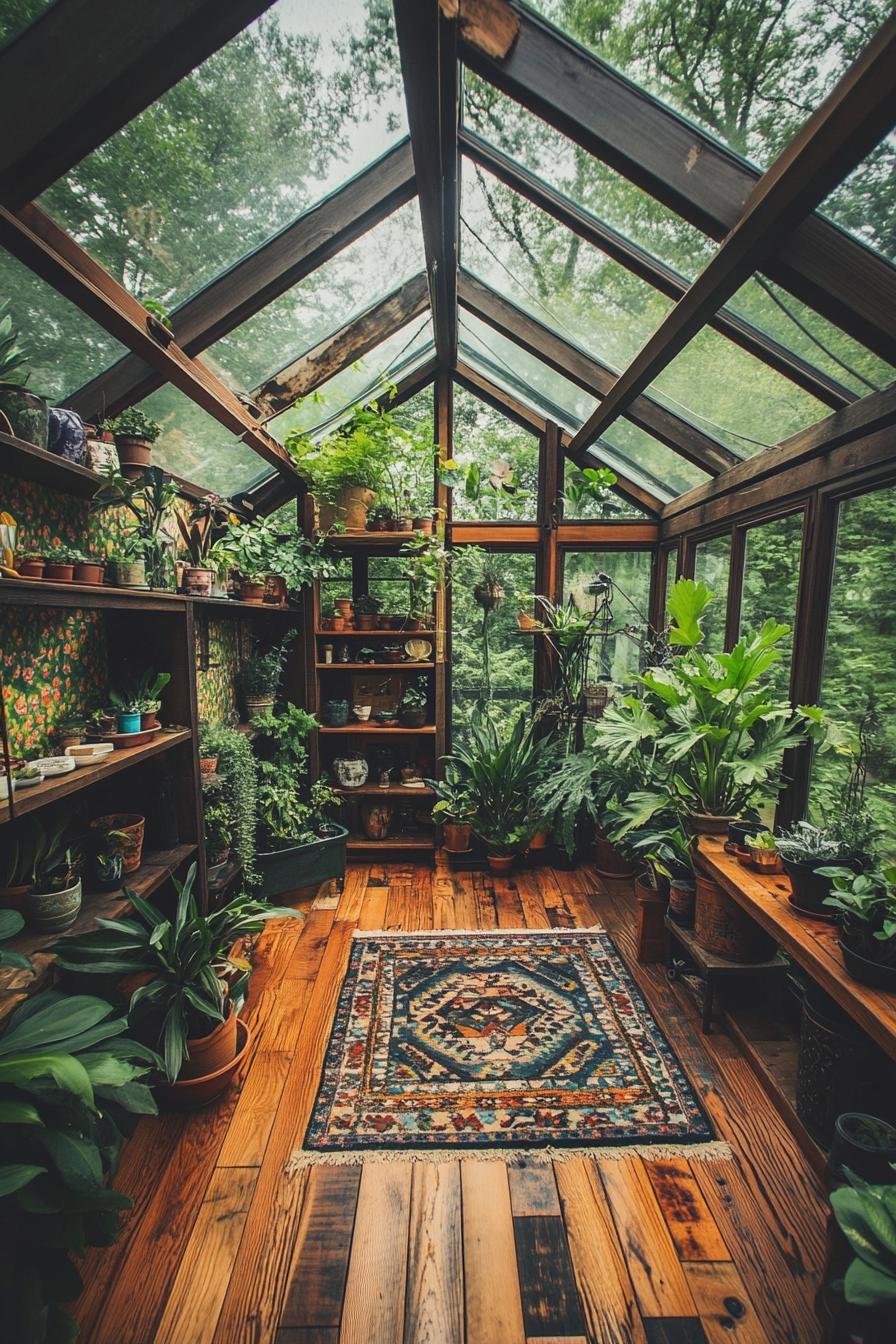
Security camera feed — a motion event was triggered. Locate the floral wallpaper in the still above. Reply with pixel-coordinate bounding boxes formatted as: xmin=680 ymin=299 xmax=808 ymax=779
xmin=1 ymin=606 xmax=107 ymax=755
xmin=196 ymin=617 xmax=244 ymax=724
xmin=0 ymin=475 xmax=132 ymax=557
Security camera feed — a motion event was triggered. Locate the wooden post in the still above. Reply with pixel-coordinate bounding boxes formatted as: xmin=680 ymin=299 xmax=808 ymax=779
xmin=436 ymin=369 xmax=452 ymax=761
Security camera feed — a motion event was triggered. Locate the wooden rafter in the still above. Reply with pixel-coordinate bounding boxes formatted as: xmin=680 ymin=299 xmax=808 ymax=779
xmin=394 ymin=0 xmax=459 ymax=365
xmin=460 ymin=130 xmax=856 ymax=411
xmin=568 ymin=10 xmax=896 ymax=457
xmin=0 ymin=202 xmax=297 ymax=480
xmin=458 ymin=270 xmax=737 ymax=475
xmin=0 ymin=0 xmax=277 ymax=211
xmin=458 ymin=2 xmax=896 ymax=366
xmin=253 ymin=273 xmax=430 ymax=421
xmin=66 ymin=140 xmax=417 ymax=422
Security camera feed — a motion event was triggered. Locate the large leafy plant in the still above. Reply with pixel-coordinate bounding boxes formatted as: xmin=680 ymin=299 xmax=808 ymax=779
xmin=252 ymin=704 xmax=337 ymax=847
xmin=0 ymin=300 xmax=31 ymax=387
xmin=49 ymin=864 xmax=300 ymax=1082
xmin=91 ymin=466 xmax=179 ymax=589
xmin=593 ymin=579 xmax=841 ymax=821
xmin=829 ymin=1165 xmax=896 ymax=1309
xmin=443 ymin=708 xmax=557 ymax=856
xmin=0 ymin=990 xmax=160 ymax=1344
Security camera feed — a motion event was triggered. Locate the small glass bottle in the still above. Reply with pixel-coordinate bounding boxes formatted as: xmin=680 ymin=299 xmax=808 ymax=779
xmin=323 ymin=643 xmax=333 ymax=664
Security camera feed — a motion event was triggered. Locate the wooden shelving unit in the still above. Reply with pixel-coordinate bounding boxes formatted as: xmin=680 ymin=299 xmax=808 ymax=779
xmin=319 ymin=724 xmax=437 ymax=735
xmin=316 ymin=661 xmax=434 ymax=670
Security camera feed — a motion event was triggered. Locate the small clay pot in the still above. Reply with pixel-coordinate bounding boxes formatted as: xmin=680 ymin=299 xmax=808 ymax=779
xmin=239 ymin=581 xmax=265 ymax=605
xmin=488 ymin=853 xmax=515 ymax=874
xmin=443 ymin=823 xmax=471 ymax=852
xmin=140 ymin=711 xmax=159 ymax=730
xmin=0 ymin=883 xmax=32 ymax=912
xmin=183 ymin=566 xmax=214 ymax=596
xmin=115 ymin=434 xmax=153 ymax=479
xmin=73 ymin=563 xmax=104 ymax=584
xmin=18 ymin=560 xmax=44 ymax=578
xmin=200 ymin=755 xmax=218 ymax=776
xmin=44 ymin=562 xmax=74 ymax=581
xmin=90 ymin=813 xmax=145 ymax=873
xmin=355 ymin=614 xmax=378 ymax=631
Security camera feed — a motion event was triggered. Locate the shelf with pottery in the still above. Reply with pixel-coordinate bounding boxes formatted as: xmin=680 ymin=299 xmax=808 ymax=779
xmin=316 ymin=662 xmax=435 ymax=670
xmin=314 ymin=628 xmax=437 ymax=639
xmin=0 ymin=428 xmax=108 ymax=500
xmin=697 ymin=835 xmax=896 ymax=1062
xmin=0 ymin=573 xmax=191 ymax=610
xmin=0 ymin=729 xmax=193 ymax=826
xmin=334 ymin=784 xmax=435 ymax=798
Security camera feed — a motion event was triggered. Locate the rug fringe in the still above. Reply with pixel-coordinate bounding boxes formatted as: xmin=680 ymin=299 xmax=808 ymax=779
xmin=285 ymin=1139 xmax=732 ymax=1173
xmin=351 ymin=927 xmax=607 ymax=939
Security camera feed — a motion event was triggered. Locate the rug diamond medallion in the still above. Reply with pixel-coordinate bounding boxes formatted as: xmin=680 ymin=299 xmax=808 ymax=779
xmin=303 ymin=929 xmax=713 ymax=1152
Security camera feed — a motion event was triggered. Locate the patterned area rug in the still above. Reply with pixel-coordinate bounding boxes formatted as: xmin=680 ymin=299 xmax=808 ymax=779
xmin=299 ymin=928 xmax=714 ymax=1157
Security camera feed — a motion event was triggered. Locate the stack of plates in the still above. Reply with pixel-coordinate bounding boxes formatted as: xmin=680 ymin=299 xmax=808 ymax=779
xmin=64 ymin=743 xmax=115 ymax=769
xmin=30 ymin=755 xmax=77 ymax=777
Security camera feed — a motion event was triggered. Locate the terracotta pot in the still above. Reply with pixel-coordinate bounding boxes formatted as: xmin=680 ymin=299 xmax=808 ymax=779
xmin=200 ymin=755 xmax=218 ymax=776
xmin=635 ymin=879 xmax=667 ymax=962
xmin=73 ymin=563 xmax=104 ymax=584
xmin=529 ymin=828 xmax=550 ymax=850
xmin=517 ymin=611 xmax=537 ymax=630
xmin=688 ymin=812 xmax=738 ymax=836
xmin=140 ymin=711 xmax=159 ymax=730
xmin=319 ymin=487 xmax=377 ymax=533
xmin=331 ymin=616 xmax=345 ymax=632
xmin=0 ymin=883 xmax=32 ymax=912
xmin=488 ymin=853 xmax=515 ymax=874
xmin=355 ymin=614 xmax=377 ymax=631
xmin=179 ymin=1002 xmax=238 ymax=1081
xmin=44 ymin=562 xmax=74 ymax=581
xmin=157 ymin=1017 xmax=250 ymax=1111
xmin=694 ymin=872 xmax=775 ymax=962
xmin=115 ymin=559 xmax=147 ymax=588
xmin=207 ymin=849 xmax=230 ymax=870
xmin=25 ymin=879 xmax=82 ymax=933
xmin=335 ymin=598 xmax=354 ymax=619
xmin=17 ymin=560 xmax=44 ymax=578
xmin=183 ymin=566 xmax=214 ymax=596
xmin=396 ymin=518 xmax=414 ymax=533
xmin=319 ymin=617 xmax=334 ymax=631
xmin=245 ymin=695 xmax=275 ymax=722
xmin=748 ymin=845 xmax=783 ymax=874
xmin=90 ymin=813 xmax=145 ymax=873
xmin=593 ymin=826 xmax=636 ymax=877
xmin=239 ymin=581 xmax=265 ymax=605
xmin=413 ymin=518 xmax=434 ymax=535
xmin=114 ymin=434 xmax=153 ymax=479
xmin=443 ymin=822 xmax=471 ymax=852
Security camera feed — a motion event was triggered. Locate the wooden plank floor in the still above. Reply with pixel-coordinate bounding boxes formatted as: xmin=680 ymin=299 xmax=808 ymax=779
xmin=74 ymin=858 xmax=829 ymax=1344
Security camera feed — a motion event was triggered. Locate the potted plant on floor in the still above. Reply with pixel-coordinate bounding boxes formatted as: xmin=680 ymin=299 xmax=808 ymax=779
xmin=0 ymin=815 xmax=42 ymax=911
xmin=203 ymin=722 xmax=258 ymax=886
xmin=827 ymin=1164 xmax=896 ymax=1343
xmin=443 ymin=707 xmax=557 ymax=874
xmin=819 ymin=864 xmax=896 ymax=991
xmin=630 ymin=823 xmax=698 ymax=926
xmin=49 ymin=863 xmax=301 ymax=1105
xmin=109 ymin=407 xmax=162 ymax=478
xmin=0 ymin=301 xmax=49 ymax=448
xmin=238 ymin=632 xmax=295 ymax=721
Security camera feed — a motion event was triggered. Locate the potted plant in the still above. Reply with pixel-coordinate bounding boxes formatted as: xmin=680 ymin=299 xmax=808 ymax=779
xmin=109 ymin=536 xmax=150 ymax=588
xmin=93 ymin=466 xmax=180 ymax=590
xmin=398 ymin=676 xmax=428 ymax=728
xmin=473 ymin=555 xmax=506 ymax=610
xmin=286 ymin=403 xmax=414 ymax=532
xmin=429 ymin=779 xmax=476 ymax=852
xmin=827 ymin=1164 xmax=896 ymax=1343
xmin=238 ymin=633 xmax=295 ymax=720
xmin=0 ymin=815 xmax=41 ymax=910
xmin=73 ymin=551 xmax=105 ymax=584
xmin=110 ymin=406 xmax=162 ymax=478
xmin=367 ymin=502 xmax=395 ymax=532
xmin=92 ymin=819 xmax=130 ymax=890
xmin=109 ymin=668 xmax=169 ymax=731
xmin=353 ymin=592 xmax=382 ymax=631
xmin=49 ymin=863 xmax=299 ymax=1103
xmin=44 ymin=545 xmax=80 ymax=582
xmin=442 ymin=707 xmax=556 ymax=874
xmin=177 ymin=494 xmax=235 ymax=596
xmin=109 ymin=688 xmax=144 ymax=734
xmin=820 ymin=864 xmax=896 ymax=991
xmin=631 ymin=824 xmax=698 ymax=925
xmin=16 ymin=550 xmax=45 ymax=578
xmin=0 ymin=301 xmax=49 ymax=448
xmin=777 ymin=821 xmax=873 ymax=916
xmin=747 ymin=830 xmax=783 ymax=873
xmin=56 ymin=715 xmax=88 ymax=747
xmin=204 ymin=804 xmax=232 ymax=868
xmin=199 ymin=720 xmax=227 ymax=775
xmin=24 ymin=816 xmax=83 ymax=933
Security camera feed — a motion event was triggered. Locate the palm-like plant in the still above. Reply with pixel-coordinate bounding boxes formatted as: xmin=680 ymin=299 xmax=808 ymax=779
xmin=49 ymin=863 xmax=302 ymax=1081
xmin=443 ymin=708 xmax=558 ymax=856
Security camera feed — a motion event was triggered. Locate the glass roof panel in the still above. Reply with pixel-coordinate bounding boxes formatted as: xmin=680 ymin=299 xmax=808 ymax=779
xmin=819 ymin=130 xmax=896 ymax=268
xmin=204 ymin=200 xmax=426 ymax=395
xmin=136 ymin=383 xmax=262 ymax=497
xmin=0 ymin=0 xmax=55 ymax=50
xmin=38 ymin=0 xmax=408 ymax=311
xmin=526 ymin=1 xmax=881 ymax=172
xmin=462 ymin=162 xmax=672 ymax=371
xmin=0 ymin=243 xmax=128 ymax=402
xmin=266 ymin=314 xmax=434 ymax=443
xmin=648 ymin=327 xmax=829 ymax=456
xmin=462 ymin=82 xmax=715 ymax=280
xmin=451 ymin=384 xmax=539 ymax=522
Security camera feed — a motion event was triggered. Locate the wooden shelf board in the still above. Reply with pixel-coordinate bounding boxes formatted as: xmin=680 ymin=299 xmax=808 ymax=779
xmin=0 ymin=575 xmax=188 ymax=611
xmin=190 ymin=596 xmax=295 ymax=615
xmin=0 ymin=729 xmax=193 ymax=826
xmin=346 ymin=836 xmax=435 ymax=850
xmin=315 ymin=629 xmax=436 ymax=638
xmin=335 ymin=784 xmax=434 ymax=797
xmin=323 ymin=531 xmax=428 ymax=546
xmin=0 ymin=429 xmax=107 ymax=499
xmin=318 ymin=725 xmax=436 ymax=735
xmin=316 ymin=662 xmax=434 ymax=670
xmin=698 ymin=836 xmax=896 ymax=1062
xmin=5 ymin=844 xmax=197 ymax=959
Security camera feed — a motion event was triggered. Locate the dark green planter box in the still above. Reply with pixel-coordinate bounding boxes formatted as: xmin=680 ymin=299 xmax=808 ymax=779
xmin=256 ymin=824 xmax=348 ymax=900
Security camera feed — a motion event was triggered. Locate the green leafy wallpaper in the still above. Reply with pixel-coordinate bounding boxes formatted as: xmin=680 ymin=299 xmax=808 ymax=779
xmin=196 ymin=617 xmax=245 ymax=724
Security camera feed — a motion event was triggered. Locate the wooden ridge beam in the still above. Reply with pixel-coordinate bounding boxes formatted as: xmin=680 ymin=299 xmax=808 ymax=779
xmin=451 ymin=359 xmax=664 ymax=516
xmin=460 ymin=129 xmax=856 ymax=411
xmin=0 ymin=201 xmax=296 ymax=479
xmin=394 ymin=0 xmax=459 ymax=365
xmin=568 ymin=10 xmax=896 ymax=457
xmin=661 ymin=380 xmax=896 ymax=532
xmin=0 ymin=0 xmax=276 ymax=211
xmin=66 ymin=139 xmax=417 ymax=421
xmin=458 ymin=269 xmax=737 ymax=475
xmin=253 ymin=272 xmax=430 ymax=421
xmin=459 ymin=2 xmax=896 ymax=366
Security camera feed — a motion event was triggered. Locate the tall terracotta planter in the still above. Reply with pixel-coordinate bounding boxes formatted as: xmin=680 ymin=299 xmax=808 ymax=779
xmin=318 ymin=487 xmax=376 ymax=533
xmin=694 ymin=872 xmax=775 ymax=962
xmin=593 ymin=826 xmax=636 ymax=878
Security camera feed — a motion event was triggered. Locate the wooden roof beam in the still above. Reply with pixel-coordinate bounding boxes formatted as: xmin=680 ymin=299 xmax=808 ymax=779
xmin=394 ymin=0 xmax=459 ymax=366
xmin=0 ymin=201 xmax=297 ymax=480
xmin=567 ymin=9 xmax=896 ymax=457
xmin=66 ymin=139 xmax=417 ymax=422
xmin=460 ymin=129 xmax=856 ymax=411
xmin=252 ymin=272 xmax=430 ymax=421
xmin=459 ymin=2 xmax=896 ymax=367
xmin=458 ymin=270 xmax=737 ymax=475
xmin=0 ymin=0 xmax=276 ymax=210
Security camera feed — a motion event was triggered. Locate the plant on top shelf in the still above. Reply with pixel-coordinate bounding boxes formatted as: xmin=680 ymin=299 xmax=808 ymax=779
xmin=0 ymin=299 xmax=49 ymax=448
xmin=285 ymin=403 xmax=400 ymax=529
xmin=366 ymin=501 xmax=395 ymax=531
xmin=238 ymin=632 xmax=296 ymax=718
xmin=0 ymin=988 xmax=161 ymax=1343
xmin=176 ymin=494 xmax=237 ymax=577
xmin=220 ymin=514 xmax=338 ymax=595
xmin=50 ymin=863 xmax=301 ymax=1084
xmin=92 ymin=464 xmax=180 ymax=589
xmin=818 ymin=863 xmax=896 ymax=983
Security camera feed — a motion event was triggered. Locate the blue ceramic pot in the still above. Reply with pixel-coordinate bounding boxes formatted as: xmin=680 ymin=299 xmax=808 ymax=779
xmin=117 ymin=712 xmax=142 ymax=734
xmin=322 ymin=698 xmax=350 ymax=727
xmin=47 ymin=407 xmax=87 ymax=463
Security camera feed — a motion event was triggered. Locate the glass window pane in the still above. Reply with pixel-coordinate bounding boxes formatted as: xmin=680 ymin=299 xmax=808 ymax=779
xmin=665 ymin=546 xmax=678 ymax=613
xmin=451 ymin=549 xmax=536 ymax=741
xmin=820 ymin=129 xmax=896 ymax=267
xmin=740 ymin=512 xmax=803 ymax=701
xmin=0 ymin=0 xmax=54 ymax=48
xmin=1 ymin=243 xmax=128 ymax=402
xmin=563 ymin=550 xmax=653 ymax=688
xmin=135 ymin=383 xmax=263 ymax=496
xmin=810 ymin=486 xmax=896 ymax=857
xmin=450 ymin=386 xmax=539 ymax=521
xmin=39 ymin=0 xmax=408 ymax=310
xmin=585 ymin=419 xmax=710 ymax=500
xmin=561 ymin=460 xmax=648 ymax=519
xmin=693 ymin=534 xmax=731 ymax=654
xmin=204 ymin=201 xmax=426 ymax=394
xmin=649 ymin=327 xmax=828 ymax=456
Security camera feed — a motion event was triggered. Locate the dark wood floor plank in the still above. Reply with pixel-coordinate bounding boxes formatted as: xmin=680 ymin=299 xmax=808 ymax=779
xmin=275 ymin=1330 xmax=339 ymax=1343
xmin=643 ymin=1322 xmax=710 ymax=1344
xmin=514 ymin=869 xmax=552 ymax=929
xmin=513 ymin=1214 xmax=587 ymax=1339
xmin=492 ymin=875 xmax=526 ymax=927
xmin=280 ymin=1165 xmax=361 ymax=1329
xmin=473 ymin=870 xmax=499 ymax=929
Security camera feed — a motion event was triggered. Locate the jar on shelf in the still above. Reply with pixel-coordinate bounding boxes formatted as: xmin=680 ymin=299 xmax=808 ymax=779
xmin=323 ymin=644 xmax=333 ymax=664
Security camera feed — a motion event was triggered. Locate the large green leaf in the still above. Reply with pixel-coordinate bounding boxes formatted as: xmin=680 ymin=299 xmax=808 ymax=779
xmin=0 ymin=995 xmax=113 ymax=1057
xmin=0 ymin=1163 xmax=47 ymax=1197
xmin=37 ymin=1131 xmax=103 ymax=1194
xmin=0 ymin=1100 xmax=43 ymax=1125
xmin=843 ymin=1256 xmax=896 ymax=1306
xmin=0 ymin=1052 xmax=94 ymax=1107
xmin=666 ymin=579 xmax=712 ymax=646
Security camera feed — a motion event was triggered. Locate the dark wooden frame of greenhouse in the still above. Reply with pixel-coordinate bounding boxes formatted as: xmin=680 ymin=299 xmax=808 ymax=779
xmin=3 ymin=3 xmax=896 ymax=1342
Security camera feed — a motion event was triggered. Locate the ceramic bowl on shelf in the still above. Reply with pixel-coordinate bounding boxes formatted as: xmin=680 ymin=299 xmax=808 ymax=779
xmin=12 ymin=768 xmax=43 ymax=788
xmin=404 ymin=640 xmax=432 ymax=661
xmin=31 ymin=756 xmax=77 ymax=777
